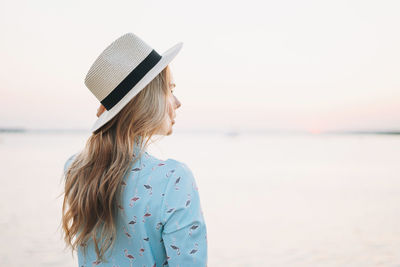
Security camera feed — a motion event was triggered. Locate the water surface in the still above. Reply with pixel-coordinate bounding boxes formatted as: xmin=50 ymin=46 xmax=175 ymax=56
xmin=0 ymin=132 xmax=399 ymax=266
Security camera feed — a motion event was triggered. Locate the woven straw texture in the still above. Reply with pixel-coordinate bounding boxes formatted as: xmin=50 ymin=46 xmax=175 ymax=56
xmin=84 ymin=33 xmax=153 ymax=101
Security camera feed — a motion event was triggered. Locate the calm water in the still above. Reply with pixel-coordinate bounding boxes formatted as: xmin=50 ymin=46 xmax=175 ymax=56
xmin=0 ymin=132 xmax=399 ymax=266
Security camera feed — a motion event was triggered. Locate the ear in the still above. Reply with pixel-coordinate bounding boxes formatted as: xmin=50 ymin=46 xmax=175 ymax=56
xmin=97 ymin=104 xmax=106 ymax=117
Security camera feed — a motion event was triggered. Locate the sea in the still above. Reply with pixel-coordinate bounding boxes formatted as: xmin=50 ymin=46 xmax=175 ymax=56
xmin=0 ymin=130 xmax=399 ymax=266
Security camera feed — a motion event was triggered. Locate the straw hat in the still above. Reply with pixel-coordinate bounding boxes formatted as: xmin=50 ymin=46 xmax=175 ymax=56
xmin=84 ymin=33 xmax=183 ymax=132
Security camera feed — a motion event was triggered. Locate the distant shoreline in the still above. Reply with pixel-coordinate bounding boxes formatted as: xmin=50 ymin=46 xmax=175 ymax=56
xmin=0 ymin=127 xmax=399 ymax=136
xmin=326 ymin=131 xmax=400 ymax=135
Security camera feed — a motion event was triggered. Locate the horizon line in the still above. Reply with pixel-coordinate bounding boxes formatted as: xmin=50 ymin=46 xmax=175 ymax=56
xmin=0 ymin=127 xmax=399 ymax=136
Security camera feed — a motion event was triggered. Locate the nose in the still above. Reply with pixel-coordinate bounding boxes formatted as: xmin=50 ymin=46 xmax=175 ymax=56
xmin=174 ymin=95 xmax=181 ymax=109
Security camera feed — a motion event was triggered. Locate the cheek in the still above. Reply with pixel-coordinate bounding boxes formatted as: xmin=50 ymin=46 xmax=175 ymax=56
xmin=167 ymin=98 xmax=174 ymax=116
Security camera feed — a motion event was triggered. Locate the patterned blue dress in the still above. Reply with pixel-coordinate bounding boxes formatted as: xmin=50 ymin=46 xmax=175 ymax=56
xmin=63 ymin=145 xmax=208 ymax=267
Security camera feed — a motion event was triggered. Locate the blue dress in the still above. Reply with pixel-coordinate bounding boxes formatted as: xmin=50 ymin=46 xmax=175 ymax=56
xmin=63 ymin=146 xmax=208 ymax=267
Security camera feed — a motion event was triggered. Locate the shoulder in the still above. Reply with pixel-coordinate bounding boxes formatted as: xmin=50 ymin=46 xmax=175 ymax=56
xmin=157 ymin=156 xmax=194 ymax=181
xmin=163 ymin=157 xmax=191 ymax=173
xmin=166 ymin=159 xmax=194 ymax=181
xmin=144 ymin=152 xmax=193 ymax=175
xmin=144 ymin=153 xmax=197 ymax=186
xmin=162 ymin=158 xmax=198 ymax=193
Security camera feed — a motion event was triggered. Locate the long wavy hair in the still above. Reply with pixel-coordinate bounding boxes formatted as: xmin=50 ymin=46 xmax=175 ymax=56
xmin=61 ymin=65 xmax=172 ymax=262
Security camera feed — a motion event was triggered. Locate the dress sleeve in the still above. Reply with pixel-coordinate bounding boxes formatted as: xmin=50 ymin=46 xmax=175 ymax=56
xmin=160 ymin=161 xmax=208 ymax=267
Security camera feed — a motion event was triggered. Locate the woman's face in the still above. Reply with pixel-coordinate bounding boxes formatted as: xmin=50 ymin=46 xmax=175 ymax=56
xmin=159 ymin=67 xmax=181 ymax=136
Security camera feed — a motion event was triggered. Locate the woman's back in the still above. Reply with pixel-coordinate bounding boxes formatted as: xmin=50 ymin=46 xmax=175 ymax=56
xmin=64 ymin=148 xmax=207 ymax=267
xmin=61 ymin=32 xmax=207 ymax=266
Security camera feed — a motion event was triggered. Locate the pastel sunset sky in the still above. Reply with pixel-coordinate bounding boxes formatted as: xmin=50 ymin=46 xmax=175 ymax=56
xmin=1 ymin=0 xmax=399 ymax=132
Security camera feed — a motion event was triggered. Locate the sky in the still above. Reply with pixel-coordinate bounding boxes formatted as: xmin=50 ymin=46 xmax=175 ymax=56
xmin=0 ymin=0 xmax=399 ymax=132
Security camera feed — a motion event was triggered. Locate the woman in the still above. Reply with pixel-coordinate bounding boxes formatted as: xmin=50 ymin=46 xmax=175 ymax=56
xmin=62 ymin=33 xmax=207 ymax=266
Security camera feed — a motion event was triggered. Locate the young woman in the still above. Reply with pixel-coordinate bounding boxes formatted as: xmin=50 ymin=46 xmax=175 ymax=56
xmin=62 ymin=33 xmax=207 ymax=266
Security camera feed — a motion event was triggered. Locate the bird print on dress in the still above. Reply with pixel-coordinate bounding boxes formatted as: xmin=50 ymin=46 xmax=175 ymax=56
xmin=131 ymin=161 xmax=145 ymax=172
xmin=143 ymin=183 xmax=153 ymax=195
xmin=170 ymin=238 xmax=181 ymax=256
xmin=189 ymin=224 xmax=199 ymax=236
xmin=165 ymin=201 xmax=175 ymax=214
xmin=190 ymin=243 xmax=200 ymax=264
xmin=124 ymin=249 xmax=135 ymax=267
xmin=64 ymin=151 xmax=208 ymax=267
xmin=174 ymin=176 xmax=181 ymax=190
xmin=139 ymin=239 xmax=145 ymax=256
xmin=143 ymin=184 xmax=152 ymax=195
xmin=128 ymin=215 xmax=137 ymax=233
xmin=185 ymin=194 xmax=192 ymax=207
xmin=129 ymin=188 xmax=140 ymax=207
xmin=123 ymin=226 xmax=132 ymax=241
xmin=152 ymin=162 xmax=166 ymax=171
xmin=190 ymin=243 xmax=199 ymax=254
xmin=142 ymin=205 xmax=152 ymax=223
xmin=143 ymin=173 xmax=153 ymax=195
xmin=132 ymin=167 xmax=141 ymax=172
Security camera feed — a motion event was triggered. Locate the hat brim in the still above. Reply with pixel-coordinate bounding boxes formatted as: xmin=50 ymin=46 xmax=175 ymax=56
xmin=90 ymin=42 xmax=183 ymax=133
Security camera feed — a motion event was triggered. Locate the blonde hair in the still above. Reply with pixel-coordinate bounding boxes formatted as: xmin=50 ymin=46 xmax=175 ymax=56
xmin=62 ymin=65 xmax=172 ymax=262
